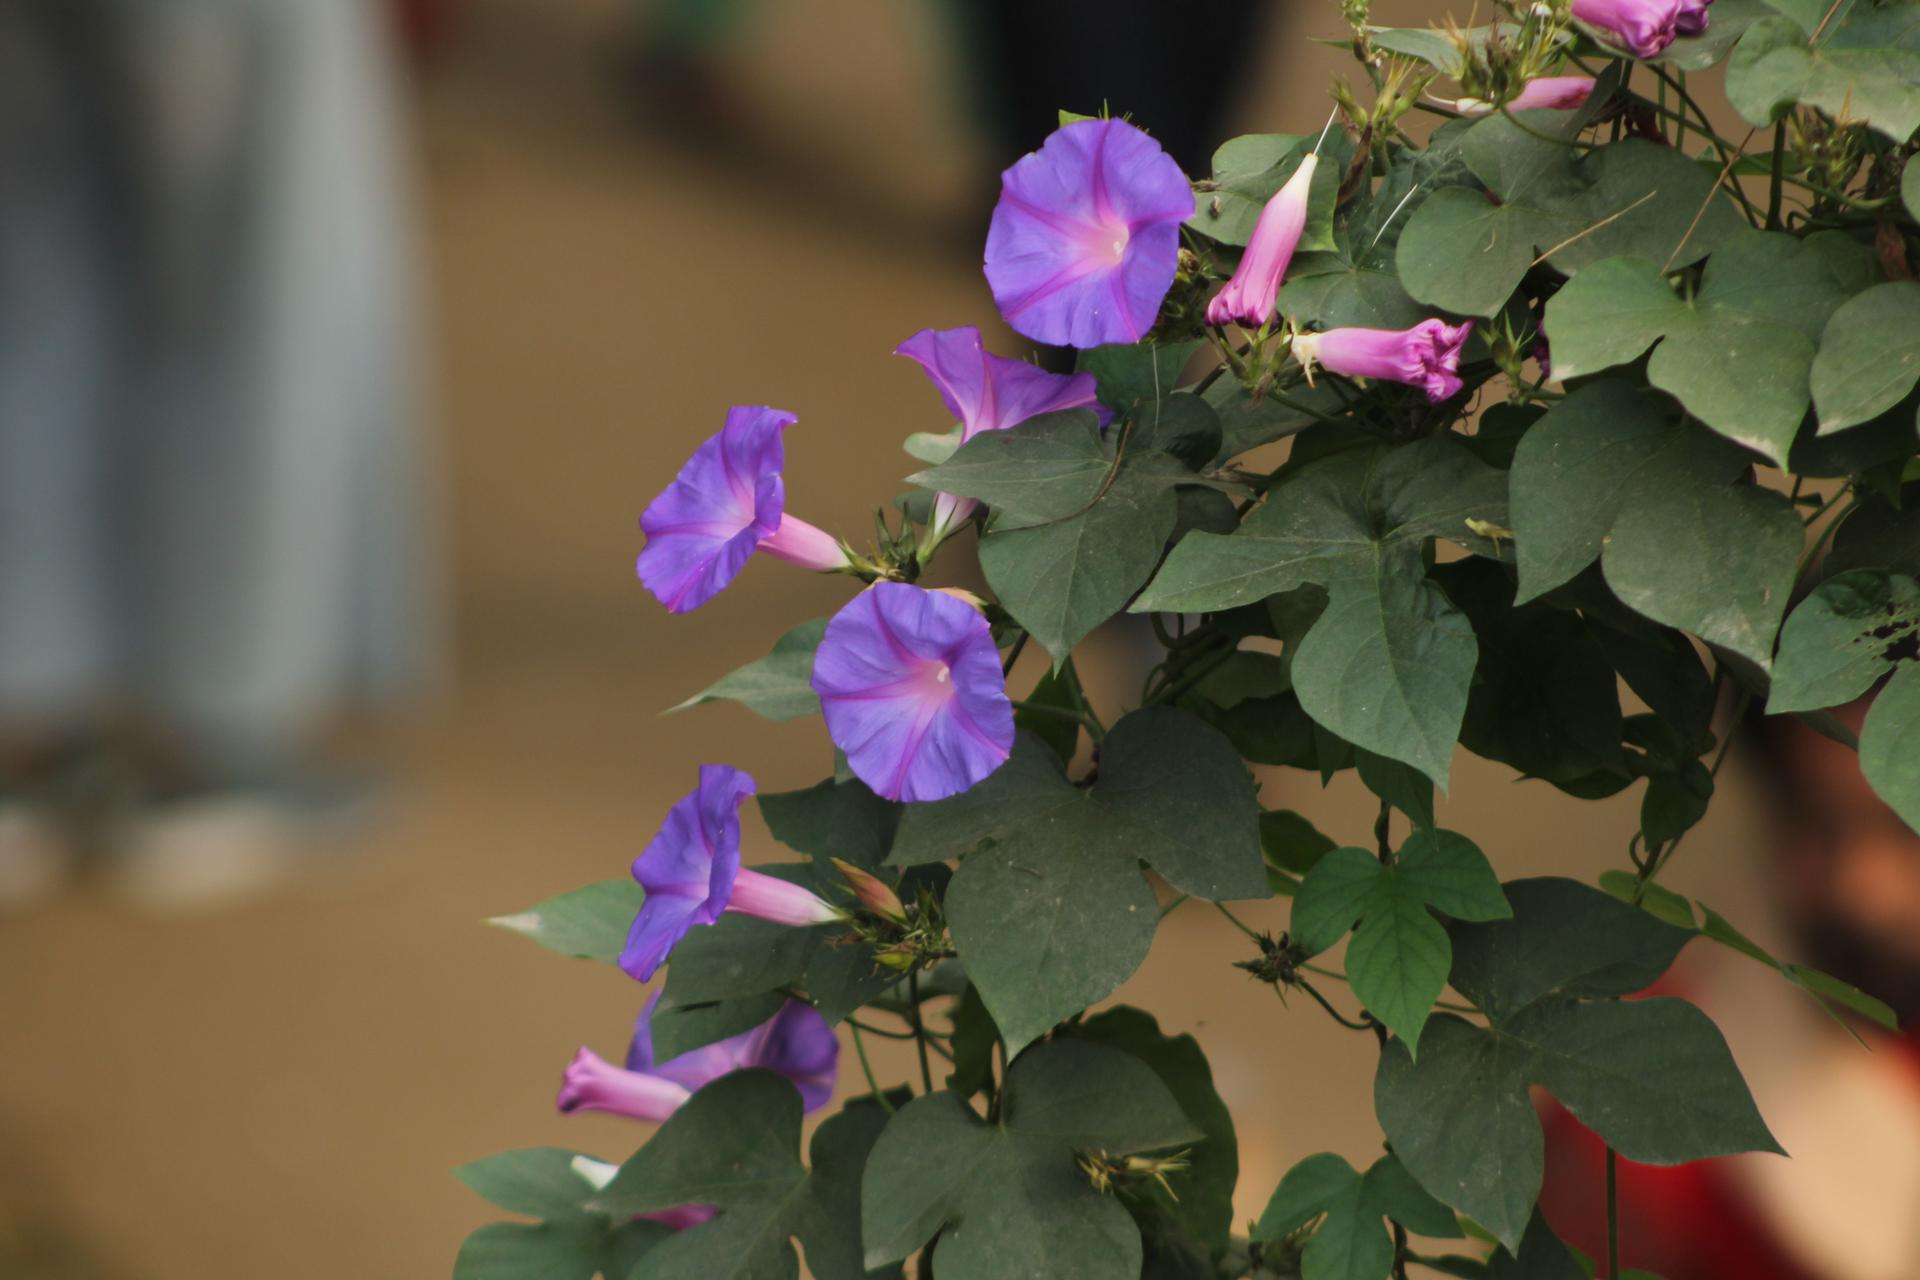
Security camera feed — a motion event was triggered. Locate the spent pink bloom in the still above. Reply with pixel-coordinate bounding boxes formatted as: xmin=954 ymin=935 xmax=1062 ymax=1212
xmin=1571 ymin=0 xmax=1684 ymax=57
xmin=1456 ymin=76 xmax=1598 ymax=115
xmin=1292 ymin=319 xmax=1474 ymax=403
xmin=1207 ymin=153 xmax=1318 ymax=329
xmin=1674 ymin=0 xmax=1712 ymax=34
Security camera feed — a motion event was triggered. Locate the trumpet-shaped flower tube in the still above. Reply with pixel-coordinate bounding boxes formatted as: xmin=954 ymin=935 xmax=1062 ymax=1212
xmin=637 ymin=406 xmax=850 ymax=614
xmin=1206 ymin=154 xmax=1317 ymax=329
xmin=1455 ymin=76 xmax=1597 ymax=115
xmin=811 ymin=583 xmax=1014 ymax=803
xmin=1571 ymin=0 xmax=1684 ymax=57
xmin=896 ymin=325 xmax=1111 ymax=546
xmin=618 ymin=765 xmax=841 ymax=982
xmin=984 ymin=118 xmax=1195 ymax=349
xmin=557 ymin=993 xmax=839 ymax=1122
xmin=1292 ymin=319 xmax=1474 ymax=404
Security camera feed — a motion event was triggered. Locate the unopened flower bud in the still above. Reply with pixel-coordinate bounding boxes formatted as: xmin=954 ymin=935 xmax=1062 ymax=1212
xmin=832 ymin=857 xmax=909 ymax=925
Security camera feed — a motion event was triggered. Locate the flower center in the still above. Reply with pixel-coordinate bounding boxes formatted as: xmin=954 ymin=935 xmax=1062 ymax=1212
xmin=910 ymin=659 xmax=957 ymax=704
xmin=1104 ymin=222 xmax=1130 ymax=264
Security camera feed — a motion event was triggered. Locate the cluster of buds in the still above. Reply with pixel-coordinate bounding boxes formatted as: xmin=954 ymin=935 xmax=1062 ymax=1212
xmin=846 ymin=505 xmax=923 ymax=582
xmin=1234 ymin=930 xmax=1311 ymax=988
xmin=1332 ymin=55 xmax=1438 ymax=138
xmin=1485 ymin=308 xmax=1548 ymax=395
xmin=1792 ymin=106 xmax=1869 ymax=203
xmin=1077 ymin=1148 xmax=1193 ymax=1200
xmin=1438 ymin=4 xmax=1580 ymax=116
xmin=1148 ymin=247 xmax=1222 ymax=344
xmin=831 ymin=858 xmax=956 ymax=974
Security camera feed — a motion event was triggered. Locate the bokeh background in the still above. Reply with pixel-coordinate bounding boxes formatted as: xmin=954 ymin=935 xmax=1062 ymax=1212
xmin=0 ymin=2 xmax=1806 ymax=1276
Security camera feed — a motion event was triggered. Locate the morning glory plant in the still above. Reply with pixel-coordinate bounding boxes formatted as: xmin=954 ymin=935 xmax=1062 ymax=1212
xmin=464 ymin=0 xmax=1920 ymax=1276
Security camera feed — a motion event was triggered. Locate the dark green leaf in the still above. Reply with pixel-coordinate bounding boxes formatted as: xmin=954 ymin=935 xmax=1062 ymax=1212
xmin=1262 ymin=809 xmax=1339 ymax=875
xmin=1641 ymin=760 xmax=1714 ymax=847
xmin=1768 ymin=569 xmax=1920 ymax=713
xmin=1355 ymin=750 xmax=1438 ymax=829
xmin=1134 ymin=393 xmax=1225 ymax=469
xmin=760 ymin=776 xmax=900 ymax=873
xmin=1862 ymin=661 xmax=1920 ymax=833
xmin=980 ymin=453 xmax=1183 ymax=663
xmin=668 ymin=620 xmax=827 ymax=721
xmin=1204 ymin=377 xmax=1350 ymax=459
xmin=1255 ymin=1151 xmax=1463 ymax=1280
xmin=457 ymin=1148 xmax=601 ymax=1221
xmin=1066 ymin=1007 xmax=1239 ymax=1253
xmin=1447 ymin=878 xmax=1694 ymax=1022
xmin=592 ymin=1073 xmax=893 ymax=1280
xmin=1509 ymin=381 xmax=1800 ymax=666
xmin=1292 ymin=832 xmax=1507 ymax=1050
xmin=663 ymin=875 xmax=825 ymax=1005
xmin=1014 ymin=660 xmax=1084 ymax=764
xmin=1137 ymin=437 xmax=1507 ymax=786
xmin=1810 ymin=282 xmax=1920 ymax=435
xmin=453 ymin=1220 xmax=667 ymax=1280
xmin=894 ymin=711 xmax=1265 ymax=1056
xmin=1378 ymin=996 xmax=1777 ymax=1252
xmin=487 ymin=881 xmax=644 ymax=965
xmin=1544 ymin=232 xmax=1872 ymax=465
xmin=649 ymin=992 xmax=788 ymax=1061
xmin=1438 ymin=559 xmax=1627 ymax=787
xmin=909 ymin=410 xmax=1119 ymax=525
xmin=1398 ymin=125 xmax=1743 ymax=317
xmin=1726 ymin=7 xmax=1920 ymax=140
xmin=945 ymin=984 xmax=999 ymax=1100
xmin=860 ymin=1040 xmax=1202 ymax=1280
xmin=1078 ymin=340 xmax=1207 ymax=416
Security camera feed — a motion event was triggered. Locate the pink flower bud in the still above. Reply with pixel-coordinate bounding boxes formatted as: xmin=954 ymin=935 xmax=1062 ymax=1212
xmin=1207 ymin=154 xmax=1318 ymax=329
xmin=832 ymin=857 xmax=909 ymax=925
xmin=1291 ymin=319 xmax=1474 ymax=404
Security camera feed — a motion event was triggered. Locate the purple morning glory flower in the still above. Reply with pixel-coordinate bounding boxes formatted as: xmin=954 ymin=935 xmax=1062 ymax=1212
xmin=1571 ymin=0 xmax=1684 ymax=58
xmin=1292 ymin=319 xmax=1474 ymax=404
xmin=984 ymin=118 xmax=1195 ymax=349
xmin=637 ymin=405 xmax=851 ymax=614
xmin=896 ymin=325 xmax=1111 ymax=546
xmin=557 ymin=992 xmax=839 ymax=1122
xmin=811 ymin=584 xmax=1014 ymax=803
xmin=619 ymin=765 xmax=842 ymax=982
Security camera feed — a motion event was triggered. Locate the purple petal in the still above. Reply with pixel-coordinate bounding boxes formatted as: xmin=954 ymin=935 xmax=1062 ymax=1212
xmin=749 ymin=1000 xmax=841 ymax=1112
xmin=637 ymin=406 xmax=793 ymax=613
xmin=895 ymin=327 xmax=1111 ymax=441
xmin=811 ymin=584 xmax=1014 ymax=803
xmin=627 ymin=996 xmax=840 ymax=1114
xmin=619 ymin=764 xmax=756 ymax=981
xmin=984 ymin=119 xmax=1194 ymax=349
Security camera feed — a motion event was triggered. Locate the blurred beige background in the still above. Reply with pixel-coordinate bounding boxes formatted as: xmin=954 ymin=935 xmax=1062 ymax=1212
xmin=0 ymin=2 xmax=1772 ymax=1276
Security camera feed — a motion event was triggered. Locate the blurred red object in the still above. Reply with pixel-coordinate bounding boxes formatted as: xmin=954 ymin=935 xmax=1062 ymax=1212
xmin=390 ymin=0 xmax=458 ymax=63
